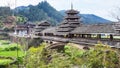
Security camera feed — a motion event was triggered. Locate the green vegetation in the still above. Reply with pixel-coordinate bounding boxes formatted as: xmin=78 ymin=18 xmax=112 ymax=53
xmin=0 ymin=1 xmax=63 ymax=27
xmin=0 ymin=59 xmax=13 ymax=65
xmin=78 ymin=43 xmax=119 ymax=68
xmin=14 ymin=42 xmax=119 ymax=68
xmin=15 ymin=1 xmax=63 ymax=25
xmin=0 ymin=51 xmax=24 ymax=57
xmin=0 ymin=40 xmax=120 ymax=68
xmin=0 ymin=40 xmax=24 ymax=66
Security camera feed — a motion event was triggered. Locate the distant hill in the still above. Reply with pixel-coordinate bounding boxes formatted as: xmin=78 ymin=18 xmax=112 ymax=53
xmin=80 ymin=14 xmax=111 ymax=24
xmin=14 ymin=1 xmax=112 ymax=25
xmin=14 ymin=1 xmax=63 ymax=25
xmin=59 ymin=10 xmax=112 ymax=24
xmin=15 ymin=6 xmax=29 ymax=11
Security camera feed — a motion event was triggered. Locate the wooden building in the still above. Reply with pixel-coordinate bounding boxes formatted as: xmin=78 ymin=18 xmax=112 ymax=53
xmin=55 ymin=8 xmax=81 ymax=38
xmin=34 ymin=21 xmax=51 ymax=37
xmin=71 ymin=24 xmax=115 ymax=40
xmin=14 ymin=22 xmax=35 ymax=37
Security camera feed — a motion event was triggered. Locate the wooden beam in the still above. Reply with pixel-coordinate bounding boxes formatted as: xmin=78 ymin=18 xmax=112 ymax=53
xmin=97 ymin=34 xmax=101 ymax=39
xmin=110 ymin=34 xmax=113 ymax=41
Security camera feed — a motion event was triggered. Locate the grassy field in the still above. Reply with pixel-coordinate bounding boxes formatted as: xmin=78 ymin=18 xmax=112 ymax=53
xmin=0 ymin=59 xmax=13 ymax=65
xmin=0 ymin=51 xmax=24 ymax=58
xmin=0 ymin=40 xmax=24 ymax=65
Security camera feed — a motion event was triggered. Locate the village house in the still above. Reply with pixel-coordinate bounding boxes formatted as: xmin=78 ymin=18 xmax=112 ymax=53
xmin=13 ymin=22 xmax=35 ymax=37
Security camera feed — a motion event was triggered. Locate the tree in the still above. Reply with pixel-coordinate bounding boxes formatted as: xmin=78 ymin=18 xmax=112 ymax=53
xmin=79 ymin=42 xmax=119 ymax=68
xmin=22 ymin=43 xmax=72 ymax=68
xmin=16 ymin=16 xmax=28 ymax=24
xmin=0 ymin=7 xmax=12 ymax=17
xmin=9 ymin=42 xmax=120 ymax=68
xmin=37 ymin=1 xmax=63 ymax=22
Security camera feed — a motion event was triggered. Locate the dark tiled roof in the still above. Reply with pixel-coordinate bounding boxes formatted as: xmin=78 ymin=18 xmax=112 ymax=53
xmin=41 ymin=27 xmax=56 ymax=34
xmin=57 ymin=27 xmax=73 ymax=32
xmin=58 ymin=20 xmax=68 ymax=25
xmin=55 ymin=32 xmax=70 ymax=35
xmin=41 ymin=27 xmax=71 ymax=35
xmin=66 ymin=9 xmax=79 ymax=14
xmin=15 ymin=25 xmax=28 ymax=30
xmin=34 ymin=21 xmax=51 ymax=35
xmin=58 ymin=24 xmax=79 ymax=28
xmin=71 ymin=24 xmax=115 ymax=34
xmin=42 ymin=24 xmax=115 ymax=35
xmin=65 ymin=15 xmax=80 ymax=19
xmin=41 ymin=27 xmax=70 ymax=35
xmin=37 ymin=21 xmax=51 ymax=26
xmin=35 ymin=26 xmax=49 ymax=29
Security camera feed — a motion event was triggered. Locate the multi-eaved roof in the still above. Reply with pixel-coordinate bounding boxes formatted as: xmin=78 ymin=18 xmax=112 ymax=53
xmin=34 ymin=21 xmax=51 ymax=36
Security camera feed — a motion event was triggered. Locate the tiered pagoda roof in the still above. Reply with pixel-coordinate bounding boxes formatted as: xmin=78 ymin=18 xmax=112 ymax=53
xmin=34 ymin=21 xmax=51 ymax=36
xmin=56 ymin=8 xmax=81 ymax=35
xmin=65 ymin=9 xmax=79 ymax=14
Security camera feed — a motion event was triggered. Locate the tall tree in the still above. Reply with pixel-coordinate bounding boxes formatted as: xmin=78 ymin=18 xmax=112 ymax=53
xmin=0 ymin=7 xmax=12 ymax=17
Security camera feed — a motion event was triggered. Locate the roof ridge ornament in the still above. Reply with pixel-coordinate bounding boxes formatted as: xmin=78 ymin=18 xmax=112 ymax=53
xmin=71 ymin=2 xmax=73 ymax=10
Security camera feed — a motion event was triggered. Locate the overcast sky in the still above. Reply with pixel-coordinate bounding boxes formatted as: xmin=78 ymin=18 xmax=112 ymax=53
xmin=0 ymin=0 xmax=120 ymax=21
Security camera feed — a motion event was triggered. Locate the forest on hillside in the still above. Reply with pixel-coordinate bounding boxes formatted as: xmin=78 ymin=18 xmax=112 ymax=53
xmin=0 ymin=1 xmax=63 ymax=27
xmin=0 ymin=1 xmax=112 ymax=28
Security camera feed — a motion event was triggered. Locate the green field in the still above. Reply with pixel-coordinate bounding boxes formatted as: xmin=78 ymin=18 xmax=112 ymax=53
xmin=0 ymin=40 xmax=24 ymax=65
xmin=0 ymin=59 xmax=13 ymax=65
xmin=0 ymin=51 xmax=24 ymax=58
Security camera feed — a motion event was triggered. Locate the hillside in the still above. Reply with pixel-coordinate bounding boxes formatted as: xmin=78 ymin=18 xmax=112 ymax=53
xmin=0 ymin=1 xmax=112 ymax=26
xmin=80 ymin=14 xmax=111 ymax=24
xmin=14 ymin=1 xmax=63 ymax=25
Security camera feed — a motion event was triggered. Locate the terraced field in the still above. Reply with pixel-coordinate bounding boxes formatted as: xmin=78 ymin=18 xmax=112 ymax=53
xmin=0 ymin=40 xmax=24 ymax=65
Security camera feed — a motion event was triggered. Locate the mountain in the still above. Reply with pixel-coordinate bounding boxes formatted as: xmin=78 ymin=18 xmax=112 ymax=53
xmin=59 ymin=10 xmax=112 ymax=24
xmin=15 ymin=6 xmax=29 ymax=11
xmin=37 ymin=1 xmax=63 ymax=22
xmin=14 ymin=1 xmax=63 ymax=25
xmin=80 ymin=14 xmax=111 ymax=24
xmin=14 ymin=1 xmax=112 ymax=25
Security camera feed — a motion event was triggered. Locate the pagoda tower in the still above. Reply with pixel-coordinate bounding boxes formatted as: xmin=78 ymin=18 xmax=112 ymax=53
xmin=56 ymin=4 xmax=81 ymax=37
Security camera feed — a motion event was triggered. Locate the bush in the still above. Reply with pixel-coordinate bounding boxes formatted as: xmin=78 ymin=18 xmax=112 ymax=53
xmin=3 ymin=45 xmax=20 ymax=51
xmin=79 ymin=43 xmax=119 ymax=68
xmin=0 ymin=59 xmax=13 ymax=65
